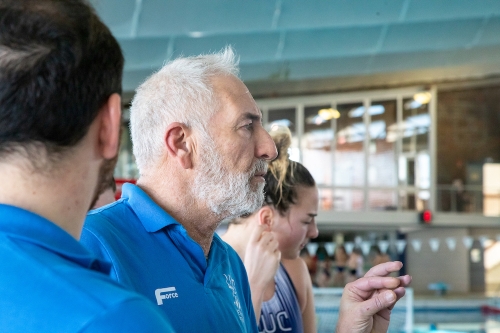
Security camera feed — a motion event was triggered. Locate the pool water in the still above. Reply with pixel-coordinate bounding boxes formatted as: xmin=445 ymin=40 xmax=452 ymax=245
xmin=414 ymin=309 xmax=500 ymax=333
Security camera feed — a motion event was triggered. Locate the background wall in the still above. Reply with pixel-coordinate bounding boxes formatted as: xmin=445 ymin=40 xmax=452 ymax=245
xmin=437 ymin=85 xmax=500 ymax=185
xmin=406 ymin=228 xmax=470 ymax=294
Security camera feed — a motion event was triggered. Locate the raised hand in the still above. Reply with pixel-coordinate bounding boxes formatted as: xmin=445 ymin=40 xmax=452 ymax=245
xmin=335 ymin=261 xmax=412 ymax=333
xmin=243 ymin=224 xmax=281 ymax=320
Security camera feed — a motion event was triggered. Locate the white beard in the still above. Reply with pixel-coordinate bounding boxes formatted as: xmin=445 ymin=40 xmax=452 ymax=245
xmin=192 ymin=135 xmax=267 ymax=219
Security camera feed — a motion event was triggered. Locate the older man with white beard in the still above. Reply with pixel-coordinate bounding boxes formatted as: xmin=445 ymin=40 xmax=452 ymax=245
xmin=82 ymin=48 xmax=275 ymax=333
xmin=81 ymin=47 xmax=410 ymax=333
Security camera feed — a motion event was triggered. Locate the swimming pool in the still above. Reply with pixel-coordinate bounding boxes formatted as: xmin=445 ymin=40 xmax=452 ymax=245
xmin=414 ymin=308 xmax=500 ymax=333
xmin=314 ymin=288 xmax=500 ymax=333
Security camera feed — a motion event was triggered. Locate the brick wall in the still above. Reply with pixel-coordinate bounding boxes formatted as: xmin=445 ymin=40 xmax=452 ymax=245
xmin=437 ymin=86 xmax=500 ymax=185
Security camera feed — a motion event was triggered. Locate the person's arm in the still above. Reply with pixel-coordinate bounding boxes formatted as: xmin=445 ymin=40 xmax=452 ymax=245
xmin=282 ymin=257 xmax=317 ymax=333
xmin=335 ymin=261 xmax=412 ymax=333
xmin=243 ymin=224 xmax=281 ymax=322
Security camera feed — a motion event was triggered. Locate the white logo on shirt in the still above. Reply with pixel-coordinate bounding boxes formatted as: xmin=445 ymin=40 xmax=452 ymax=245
xmin=155 ymin=287 xmax=178 ymax=305
xmin=224 ymin=274 xmax=245 ymax=323
xmin=259 ymin=311 xmax=292 ymax=333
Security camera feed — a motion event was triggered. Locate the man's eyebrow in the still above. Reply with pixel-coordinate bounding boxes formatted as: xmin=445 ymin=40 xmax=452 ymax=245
xmin=241 ymin=112 xmax=262 ymax=123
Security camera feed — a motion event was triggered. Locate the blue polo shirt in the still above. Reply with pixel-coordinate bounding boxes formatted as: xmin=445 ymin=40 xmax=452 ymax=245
xmin=81 ymin=183 xmax=258 ymax=333
xmin=0 ymin=204 xmax=174 ymax=332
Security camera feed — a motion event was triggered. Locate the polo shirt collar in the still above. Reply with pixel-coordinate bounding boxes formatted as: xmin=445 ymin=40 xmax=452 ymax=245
xmin=0 ymin=204 xmax=110 ymax=274
xmin=121 ymin=183 xmax=179 ymax=232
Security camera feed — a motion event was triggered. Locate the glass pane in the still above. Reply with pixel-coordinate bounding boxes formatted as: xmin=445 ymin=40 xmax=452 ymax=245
xmin=368 ymin=100 xmax=397 ymax=187
xmin=335 ymin=102 xmax=365 ymax=187
xmin=319 ymin=187 xmax=334 ymax=211
xmin=402 ymin=97 xmax=431 ymax=154
xmin=267 ymin=108 xmax=300 ymax=161
xmin=369 ymin=190 xmax=398 ymax=211
xmin=416 ymin=152 xmax=431 ymax=189
xmin=398 ymin=156 xmax=415 ymax=186
xmin=302 ymin=105 xmax=334 ymax=186
xmin=399 ymin=190 xmax=416 ymax=211
xmin=332 ymin=189 xmax=364 ymax=211
xmin=437 ymin=184 xmax=483 ymax=213
xmin=267 ymin=107 xmax=296 ymax=133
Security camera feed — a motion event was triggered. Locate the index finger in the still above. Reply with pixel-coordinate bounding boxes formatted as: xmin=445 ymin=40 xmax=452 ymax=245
xmin=347 ymin=276 xmax=401 ymax=294
xmin=364 ymin=261 xmax=403 ymax=278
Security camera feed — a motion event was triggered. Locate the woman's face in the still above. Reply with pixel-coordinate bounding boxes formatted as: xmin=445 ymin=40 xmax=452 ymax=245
xmin=272 ymin=185 xmax=319 ymax=260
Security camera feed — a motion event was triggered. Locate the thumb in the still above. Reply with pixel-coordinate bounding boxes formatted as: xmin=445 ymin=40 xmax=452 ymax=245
xmin=361 ymin=291 xmax=396 ymax=316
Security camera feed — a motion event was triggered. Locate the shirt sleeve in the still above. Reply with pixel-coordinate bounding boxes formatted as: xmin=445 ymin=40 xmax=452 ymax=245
xmin=81 ymin=297 xmax=175 ymax=333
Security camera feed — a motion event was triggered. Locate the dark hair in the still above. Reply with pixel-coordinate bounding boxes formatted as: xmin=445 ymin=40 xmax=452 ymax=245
xmin=107 ymin=176 xmax=117 ymax=193
xmin=0 ymin=0 xmax=124 ymax=160
xmin=264 ymin=126 xmax=316 ymax=214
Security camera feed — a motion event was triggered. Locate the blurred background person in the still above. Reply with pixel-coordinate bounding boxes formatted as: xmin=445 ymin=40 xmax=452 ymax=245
xmin=300 ymin=247 xmax=318 ymax=287
xmin=315 ymin=244 xmax=334 ymax=288
xmin=372 ymin=245 xmax=391 ymax=267
xmin=333 ymin=245 xmax=348 ymax=287
xmin=347 ymin=247 xmax=364 ymax=283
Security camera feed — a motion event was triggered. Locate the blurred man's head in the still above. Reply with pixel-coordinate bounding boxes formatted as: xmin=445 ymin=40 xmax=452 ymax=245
xmin=130 ymin=48 xmax=277 ymax=220
xmin=0 ymin=0 xmax=124 ymax=207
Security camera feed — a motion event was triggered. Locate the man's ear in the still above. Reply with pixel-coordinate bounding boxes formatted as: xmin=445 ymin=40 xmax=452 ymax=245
xmin=257 ymin=206 xmax=274 ymax=231
xmin=164 ymin=122 xmax=193 ymax=169
xmin=98 ymin=93 xmax=121 ymax=159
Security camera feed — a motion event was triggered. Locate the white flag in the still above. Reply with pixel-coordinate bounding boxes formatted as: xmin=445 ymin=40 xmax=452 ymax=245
xmin=429 ymin=238 xmax=440 ymax=252
xmin=361 ymin=241 xmax=371 ymax=256
xmin=463 ymin=236 xmax=474 ymax=249
xmin=445 ymin=237 xmax=457 ymax=251
xmin=396 ymin=240 xmax=407 ymax=254
xmin=344 ymin=242 xmax=354 ymax=254
xmin=411 ymin=239 xmax=422 ymax=252
xmin=479 ymin=236 xmax=490 ymax=248
xmin=306 ymin=242 xmax=318 ymax=256
xmin=378 ymin=240 xmax=389 ymax=254
xmin=325 ymin=242 xmax=336 ymax=256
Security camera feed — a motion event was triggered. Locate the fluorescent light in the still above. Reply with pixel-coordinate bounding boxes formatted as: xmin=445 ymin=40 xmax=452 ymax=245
xmin=318 ymin=108 xmax=340 ymax=120
xmin=413 ymin=92 xmax=431 ymax=104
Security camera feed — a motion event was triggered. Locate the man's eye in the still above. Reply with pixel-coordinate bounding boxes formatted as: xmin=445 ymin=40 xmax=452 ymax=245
xmin=243 ymin=122 xmax=253 ymax=130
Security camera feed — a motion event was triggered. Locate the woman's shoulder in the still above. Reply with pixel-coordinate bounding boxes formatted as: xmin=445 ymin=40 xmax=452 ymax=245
xmin=282 ymin=257 xmax=311 ymax=309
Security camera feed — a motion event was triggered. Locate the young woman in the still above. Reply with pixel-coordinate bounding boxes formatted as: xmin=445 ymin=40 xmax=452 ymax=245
xmin=222 ymin=126 xmax=319 ymax=333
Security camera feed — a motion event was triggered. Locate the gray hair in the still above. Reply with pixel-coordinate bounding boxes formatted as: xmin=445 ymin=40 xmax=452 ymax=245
xmin=130 ymin=46 xmax=239 ymax=174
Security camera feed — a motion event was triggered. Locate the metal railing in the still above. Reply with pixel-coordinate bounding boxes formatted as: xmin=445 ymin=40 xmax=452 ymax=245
xmin=436 ymin=185 xmax=488 ymax=214
xmin=316 ymin=184 xmax=500 ymax=216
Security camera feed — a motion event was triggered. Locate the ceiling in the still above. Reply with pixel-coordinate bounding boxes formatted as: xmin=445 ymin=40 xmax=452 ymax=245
xmin=90 ymin=0 xmax=500 ymax=93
